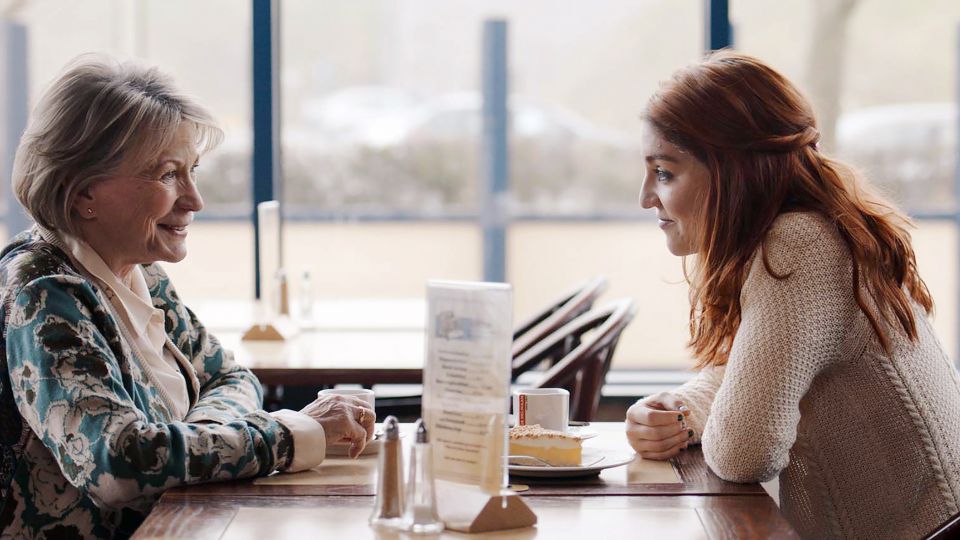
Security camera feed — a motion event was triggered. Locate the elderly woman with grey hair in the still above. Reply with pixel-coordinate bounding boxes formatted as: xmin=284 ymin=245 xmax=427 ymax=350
xmin=0 ymin=55 xmax=375 ymax=538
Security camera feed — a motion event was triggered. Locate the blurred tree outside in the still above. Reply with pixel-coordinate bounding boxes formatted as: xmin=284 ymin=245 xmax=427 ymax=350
xmin=805 ymin=0 xmax=860 ymax=153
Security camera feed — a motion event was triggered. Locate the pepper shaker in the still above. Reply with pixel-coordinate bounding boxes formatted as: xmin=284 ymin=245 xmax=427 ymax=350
xmin=370 ymin=416 xmax=404 ymax=529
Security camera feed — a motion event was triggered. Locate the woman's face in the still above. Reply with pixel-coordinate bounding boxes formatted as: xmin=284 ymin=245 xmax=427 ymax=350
xmin=638 ymin=121 xmax=710 ymax=256
xmin=75 ymin=123 xmax=203 ymax=276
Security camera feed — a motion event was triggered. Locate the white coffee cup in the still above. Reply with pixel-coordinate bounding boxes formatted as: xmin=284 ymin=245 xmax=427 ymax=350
xmin=512 ymin=388 xmax=569 ymax=432
xmin=318 ymin=388 xmax=376 ymax=410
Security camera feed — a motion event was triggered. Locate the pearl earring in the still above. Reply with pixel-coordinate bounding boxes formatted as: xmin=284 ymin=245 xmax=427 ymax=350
xmin=86 ymin=208 xmax=94 ymax=215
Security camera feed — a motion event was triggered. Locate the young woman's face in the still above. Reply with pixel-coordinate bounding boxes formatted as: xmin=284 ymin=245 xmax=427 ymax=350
xmin=638 ymin=121 xmax=711 ymax=256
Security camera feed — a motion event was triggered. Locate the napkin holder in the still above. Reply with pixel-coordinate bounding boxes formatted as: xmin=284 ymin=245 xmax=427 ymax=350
xmin=434 ymin=480 xmax=536 ymax=533
xmin=241 ymin=316 xmax=299 ymax=341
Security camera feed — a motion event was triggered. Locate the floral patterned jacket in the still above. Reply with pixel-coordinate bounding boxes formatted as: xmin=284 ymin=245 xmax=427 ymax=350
xmin=0 ymin=229 xmax=294 ymax=538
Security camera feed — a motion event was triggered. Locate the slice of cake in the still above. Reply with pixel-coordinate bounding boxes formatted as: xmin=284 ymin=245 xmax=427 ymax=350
xmin=508 ymin=424 xmax=583 ymax=466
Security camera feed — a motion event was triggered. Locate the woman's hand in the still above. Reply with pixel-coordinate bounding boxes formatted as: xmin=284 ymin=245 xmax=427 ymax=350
xmin=299 ymin=394 xmax=376 ymax=459
xmin=625 ymin=391 xmax=693 ymax=460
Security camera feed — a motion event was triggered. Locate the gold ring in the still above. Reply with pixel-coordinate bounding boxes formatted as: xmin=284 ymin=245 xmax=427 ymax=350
xmin=358 ymin=409 xmax=366 ymax=424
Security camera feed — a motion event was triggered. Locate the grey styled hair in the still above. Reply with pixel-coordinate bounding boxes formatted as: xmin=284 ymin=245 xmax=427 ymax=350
xmin=12 ymin=53 xmax=223 ymax=236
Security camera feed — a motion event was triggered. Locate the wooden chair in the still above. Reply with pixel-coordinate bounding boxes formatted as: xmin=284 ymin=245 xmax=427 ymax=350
xmin=924 ymin=511 xmax=960 ymax=539
xmin=513 ymin=298 xmax=636 ymax=421
xmin=511 ymin=276 xmax=608 ymax=379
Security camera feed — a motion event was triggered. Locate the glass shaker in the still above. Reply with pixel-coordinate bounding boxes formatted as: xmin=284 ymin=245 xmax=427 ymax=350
xmin=299 ymin=270 xmax=314 ymax=325
xmin=401 ymin=419 xmax=444 ymax=534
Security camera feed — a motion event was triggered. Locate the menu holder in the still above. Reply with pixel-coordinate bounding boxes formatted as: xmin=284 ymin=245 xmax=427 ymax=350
xmin=242 ymin=294 xmax=299 ymax=341
xmin=434 ymin=481 xmax=537 ymax=533
xmin=242 ymin=201 xmax=298 ymax=341
xmin=241 ymin=315 xmax=298 ymax=341
xmin=422 ymin=280 xmax=536 ymax=533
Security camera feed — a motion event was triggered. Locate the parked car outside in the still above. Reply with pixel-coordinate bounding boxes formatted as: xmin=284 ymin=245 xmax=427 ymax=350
xmin=200 ymin=87 xmax=644 ymax=217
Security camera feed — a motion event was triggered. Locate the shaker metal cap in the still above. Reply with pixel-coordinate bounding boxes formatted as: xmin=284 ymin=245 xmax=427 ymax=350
xmin=383 ymin=415 xmax=400 ymax=440
xmin=414 ymin=418 xmax=428 ymax=443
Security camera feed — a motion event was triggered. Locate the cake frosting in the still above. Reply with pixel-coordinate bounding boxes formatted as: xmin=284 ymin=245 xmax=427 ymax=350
xmin=508 ymin=424 xmax=583 ymax=466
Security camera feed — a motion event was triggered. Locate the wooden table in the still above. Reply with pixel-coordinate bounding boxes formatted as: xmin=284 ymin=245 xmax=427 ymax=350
xmin=133 ymin=423 xmax=798 ymax=539
xmin=192 ymin=298 xmax=427 ymax=387
xmin=135 ymin=494 xmax=793 ymax=539
xmin=191 ymin=298 xmax=427 ymax=333
xmin=215 ymin=330 xmax=424 ymax=386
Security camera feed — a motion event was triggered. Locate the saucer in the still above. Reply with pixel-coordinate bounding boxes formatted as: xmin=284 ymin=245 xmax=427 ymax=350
xmin=326 ymin=437 xmax=382 ymax=457
xmin=326 ymin=426 xmax=408 ymax=457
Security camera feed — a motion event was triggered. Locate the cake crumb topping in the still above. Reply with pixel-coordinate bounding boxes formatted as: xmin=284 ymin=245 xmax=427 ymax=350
xmin=509 ymin=424 xmax=583 ymax=440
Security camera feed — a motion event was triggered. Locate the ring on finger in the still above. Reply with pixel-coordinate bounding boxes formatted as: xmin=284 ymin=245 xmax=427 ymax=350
xmin=357 ymin=408 xmax=367 ymax=424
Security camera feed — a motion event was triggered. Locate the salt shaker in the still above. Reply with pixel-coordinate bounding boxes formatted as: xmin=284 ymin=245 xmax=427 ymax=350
xmin=370 ymin=416 xmax=404 ymax=529
xmin=299 ymin=270 xmax=314 ymax=324
xmin=275 ymin=269 xmax=290 ymax=316
xmin=402 ymin=419 xmax=444 ymax=534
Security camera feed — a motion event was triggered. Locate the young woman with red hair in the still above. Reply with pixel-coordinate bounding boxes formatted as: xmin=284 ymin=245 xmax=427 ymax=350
xmin=624 ymin=51 xmax=960 ymax=538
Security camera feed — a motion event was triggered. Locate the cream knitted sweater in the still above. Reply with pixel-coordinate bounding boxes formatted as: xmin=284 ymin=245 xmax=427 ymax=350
xmin=673 ymin=212 xmax=960 ymax=539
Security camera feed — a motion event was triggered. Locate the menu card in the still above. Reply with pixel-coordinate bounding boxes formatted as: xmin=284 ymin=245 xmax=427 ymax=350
xmin=422 ymin=280 xmax=512 ymax=492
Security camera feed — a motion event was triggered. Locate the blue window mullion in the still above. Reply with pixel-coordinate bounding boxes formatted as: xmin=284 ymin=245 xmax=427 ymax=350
xmin=251 ymin=0 xmax=281 ymax=299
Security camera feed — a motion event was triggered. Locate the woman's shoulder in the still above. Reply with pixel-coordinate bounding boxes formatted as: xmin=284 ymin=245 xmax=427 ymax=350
xmin=0 ymin=230 xmax=80 ymax=295
xmin=767 ymin=211 xmax=841 ymax=248
xmin=766 ymin=211 xmax=846 ymax=255
xmin=753 ymin=212 xmax=849 ymax=277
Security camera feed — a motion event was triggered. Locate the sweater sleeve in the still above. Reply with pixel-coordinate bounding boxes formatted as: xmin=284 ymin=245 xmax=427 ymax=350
xmin=671 ymin=365 xmax=726 ymax=444
xmin=5 ymin=276 xmax=295 ymax=509
xmin=702 ymin=216 xmax=858 ymax=483
xmin=172 ymin=295 xmax=328 ymax=473
xmin=179 ymin=302 xmax=265 ymax=425
xmin=140 ymin=262 xmax=265 ymax=425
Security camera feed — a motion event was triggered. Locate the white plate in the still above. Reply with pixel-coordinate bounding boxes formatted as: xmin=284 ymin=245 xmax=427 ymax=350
xmin=565 ymin=426 xmax=599 ymax=440
xmin=508 ymin=448 xmax=635 ymax=478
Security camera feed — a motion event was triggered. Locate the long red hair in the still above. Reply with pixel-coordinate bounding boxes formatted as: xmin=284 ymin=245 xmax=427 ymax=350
xmin=644 ymin=50 xmax=933 ymax=368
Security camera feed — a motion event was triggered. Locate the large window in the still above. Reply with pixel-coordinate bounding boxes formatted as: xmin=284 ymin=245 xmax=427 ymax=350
xmin=275 ymin=0 xmax=705 ymax=369
xmin=278 ymin=0 xmax=703 ymax=218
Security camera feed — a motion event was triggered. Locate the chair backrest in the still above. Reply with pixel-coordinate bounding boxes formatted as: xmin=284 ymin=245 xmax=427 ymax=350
xmin=513 ymin=298 xmax=636 ymax=421
xmin=511 ymin=276 xmax=608 ymax=370
xmin=924 ymin=511 xmax=960 ymax=539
